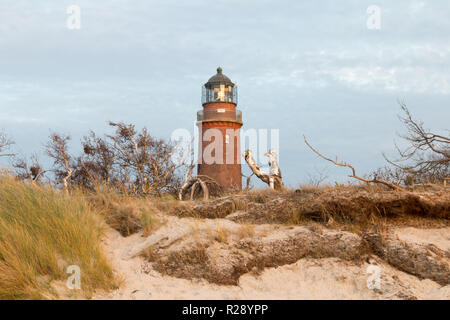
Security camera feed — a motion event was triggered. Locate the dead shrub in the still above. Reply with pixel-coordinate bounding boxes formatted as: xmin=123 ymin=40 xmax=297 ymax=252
xmin=149 ymin=243 xmax=211 ymax=281
xmin=105 ymin=204 xmax=142 ymax=237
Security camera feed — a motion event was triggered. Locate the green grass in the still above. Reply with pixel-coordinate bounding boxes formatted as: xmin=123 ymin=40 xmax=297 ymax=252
xmin=0 ymin=176 xmax=117 ymax=299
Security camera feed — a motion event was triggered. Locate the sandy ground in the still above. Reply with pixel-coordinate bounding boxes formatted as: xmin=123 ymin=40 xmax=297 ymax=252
xmin=92 ymin=224 xmax=450 ymax=300
xmin=395 ymin=227 xmax=450 ymax=251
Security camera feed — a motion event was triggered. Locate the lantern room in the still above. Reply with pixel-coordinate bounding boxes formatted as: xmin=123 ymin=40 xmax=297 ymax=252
xmin=201 ymin=67 xmax=238 ymax=105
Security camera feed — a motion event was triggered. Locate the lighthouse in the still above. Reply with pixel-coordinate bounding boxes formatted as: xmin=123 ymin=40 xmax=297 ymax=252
xmin=197 ymin=67 xmax=243 ymax=190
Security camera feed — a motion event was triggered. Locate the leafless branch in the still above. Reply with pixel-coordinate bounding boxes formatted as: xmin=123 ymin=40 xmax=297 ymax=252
xmin=46 ymin=133 xmax=74 ymax=193
xmin=303 ymin=135 xmax=405 ymax=191
xmin=0 ymin=131 xmax=15 ymax=157
xmin=383 ymin=103 xmax=449 ymax=184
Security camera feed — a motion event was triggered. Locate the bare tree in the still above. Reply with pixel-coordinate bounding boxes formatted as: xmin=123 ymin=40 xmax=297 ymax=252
xmin=243 ymin=149 xmax=284 ymax=190
xmin=366 ymin=165 xmax=417 ymax=187
xmin=0 ymin=131 xmax=14 ymax=157
xmin=303 ymin=136 xmax=405 ymax=191
xmin=106 ymin=122 xmax=183 ymax=196
xmin=46 ymin=133 xmax=74 ymax=193
xmin=72 ymin=131 xmax=116 ymax=190
xmin=306 ymin=167 xmax=329 ymax=187
xmin=38 ymin=123 xmax=184 ymax=197
xmin=384 ymin=103 xmax=449 ymax=184
xmin=13 ymin=154 xmax=46 ymax=184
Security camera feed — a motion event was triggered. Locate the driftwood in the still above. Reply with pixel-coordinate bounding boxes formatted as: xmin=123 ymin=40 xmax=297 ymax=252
xmin=178 ymin=172 xmax=223 ymax=201
xmin=243 ymin=150 xmax=284 ymax=190
xmin=265 ymin=149 xmax=282 ymax=178
xmin=182 ymin=176 xmax=209 ymax=200
xmin=303 ymin=135 xmax=405 ymax=191
xmin=178 ymin=165 xmax=195 ymax=200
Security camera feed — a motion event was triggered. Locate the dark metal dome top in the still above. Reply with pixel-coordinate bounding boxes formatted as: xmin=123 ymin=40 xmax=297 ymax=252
xmin=205 ymin=67 xmax=235 ymax=87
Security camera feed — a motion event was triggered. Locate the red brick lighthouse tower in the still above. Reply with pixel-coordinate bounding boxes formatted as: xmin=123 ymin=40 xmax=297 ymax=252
xmin=197 ymin=67 xmax=242 ymax=190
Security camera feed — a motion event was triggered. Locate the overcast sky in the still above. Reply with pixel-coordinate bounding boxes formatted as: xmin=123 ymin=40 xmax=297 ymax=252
xmin=0 ymin=0 xmax=449 ymax=187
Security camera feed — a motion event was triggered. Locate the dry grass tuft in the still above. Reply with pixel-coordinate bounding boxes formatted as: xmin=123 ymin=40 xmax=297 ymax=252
xmin=214 ymin=225 xmax=229 ymax=243
xmin=0 ymin=176 xmax=118 ymax=299
xmin=86 ymin=189 xmax=162 ymax=237
xmin=236 ymin=224 xmax=256 ymax=239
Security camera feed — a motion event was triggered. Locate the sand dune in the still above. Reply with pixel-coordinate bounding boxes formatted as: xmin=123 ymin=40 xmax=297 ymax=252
xmin=92 ymin=217 xmax=450 ymax=300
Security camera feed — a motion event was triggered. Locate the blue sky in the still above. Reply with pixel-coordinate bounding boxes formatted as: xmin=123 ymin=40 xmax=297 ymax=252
xmin=0 ymin=0 xmax=449 ymax=187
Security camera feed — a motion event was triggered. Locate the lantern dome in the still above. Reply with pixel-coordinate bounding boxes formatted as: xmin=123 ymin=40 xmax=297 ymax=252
xmin=205 ymin=67 xmax=235 ymax=87
xmin=202 ymin=67 xmax=238 ymax=105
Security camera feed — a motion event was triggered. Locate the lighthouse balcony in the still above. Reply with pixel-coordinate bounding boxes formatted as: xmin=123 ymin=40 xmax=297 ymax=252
xmin=197 ymin=109 xmax=242 ymax=124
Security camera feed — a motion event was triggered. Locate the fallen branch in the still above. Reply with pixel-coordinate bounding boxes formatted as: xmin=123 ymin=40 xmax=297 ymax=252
xmin=303 ymin=135 xmax=405 ymax=191
xmin=178 ymin=175 xmax=217 ymax=201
